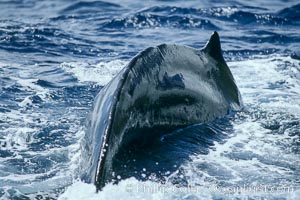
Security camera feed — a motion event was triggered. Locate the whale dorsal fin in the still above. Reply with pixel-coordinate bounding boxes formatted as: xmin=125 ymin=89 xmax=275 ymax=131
xmin=203 ymin=31 xmax=224 ymax=61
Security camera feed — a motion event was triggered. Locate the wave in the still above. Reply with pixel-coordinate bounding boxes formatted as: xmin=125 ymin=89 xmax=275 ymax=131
xmin=0 ymin=21 xmax=112 ymax=57
xmin=278 ymin=3 xmax=300 ymax=22
xmin=104 ymin=12 xmax=219 ymax=30
xmin=61 ymin=1 xmax=122 ymax=14
xmin=103 ymin=5 xmax=294 ymax=30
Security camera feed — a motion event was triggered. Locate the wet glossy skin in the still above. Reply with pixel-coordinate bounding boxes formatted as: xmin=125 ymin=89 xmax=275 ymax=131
xmin=81 ymin=32 xmax=242 ymax=190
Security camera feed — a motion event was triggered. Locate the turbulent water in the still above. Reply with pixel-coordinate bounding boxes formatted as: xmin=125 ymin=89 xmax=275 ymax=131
xmin=0 ymin=0 xmax=299 ymax=199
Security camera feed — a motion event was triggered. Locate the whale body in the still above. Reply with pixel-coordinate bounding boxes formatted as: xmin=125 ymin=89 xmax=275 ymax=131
xmin=80 ymin=31 xmax=242 ymax=190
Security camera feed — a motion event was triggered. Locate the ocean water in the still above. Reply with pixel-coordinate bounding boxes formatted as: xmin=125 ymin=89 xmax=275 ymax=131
xmin=0 ymin=0 xmax=299 ymax=199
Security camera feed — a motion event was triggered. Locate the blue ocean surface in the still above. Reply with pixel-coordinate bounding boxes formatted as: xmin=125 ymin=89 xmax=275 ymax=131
xmin=0 ymin=0 xmax=299 ymax=199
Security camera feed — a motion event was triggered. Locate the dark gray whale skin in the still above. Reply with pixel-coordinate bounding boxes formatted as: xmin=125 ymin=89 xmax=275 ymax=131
xmin=80 ymin=31 xmax=242 ymax=190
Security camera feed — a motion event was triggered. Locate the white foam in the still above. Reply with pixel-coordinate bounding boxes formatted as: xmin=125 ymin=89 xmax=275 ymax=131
xmin=60 ymin=60 xmax=128 ymax=86
xmin=67 ymin=128 xmax=85 ymax=176
xmin=229 ymin=55 xmax=300 ymax=115
xmin=3 ymin=127 xmax=37 ymax=151
xmin=13 ymin=78 xmax=48 ymax=93
xmin=58 ymin=178 xmax=216 ymax=200
xmin=59 ymin=178 xmax=299 ymax=200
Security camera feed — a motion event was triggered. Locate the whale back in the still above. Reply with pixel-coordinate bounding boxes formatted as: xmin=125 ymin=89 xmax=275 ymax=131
xmin=109 ymin=31 xmax=241 ymax=148
xmin=81 ymin=32 xmax=242 ymax=190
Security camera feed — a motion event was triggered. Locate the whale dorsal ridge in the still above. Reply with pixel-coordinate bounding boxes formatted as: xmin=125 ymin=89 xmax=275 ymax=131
xmin=203 ymin=31 xmax=224 ymax=62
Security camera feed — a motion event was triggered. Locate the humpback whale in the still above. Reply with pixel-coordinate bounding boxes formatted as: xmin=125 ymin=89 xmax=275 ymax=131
xmin=80 ymin=31 xmax=242 ymax=190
